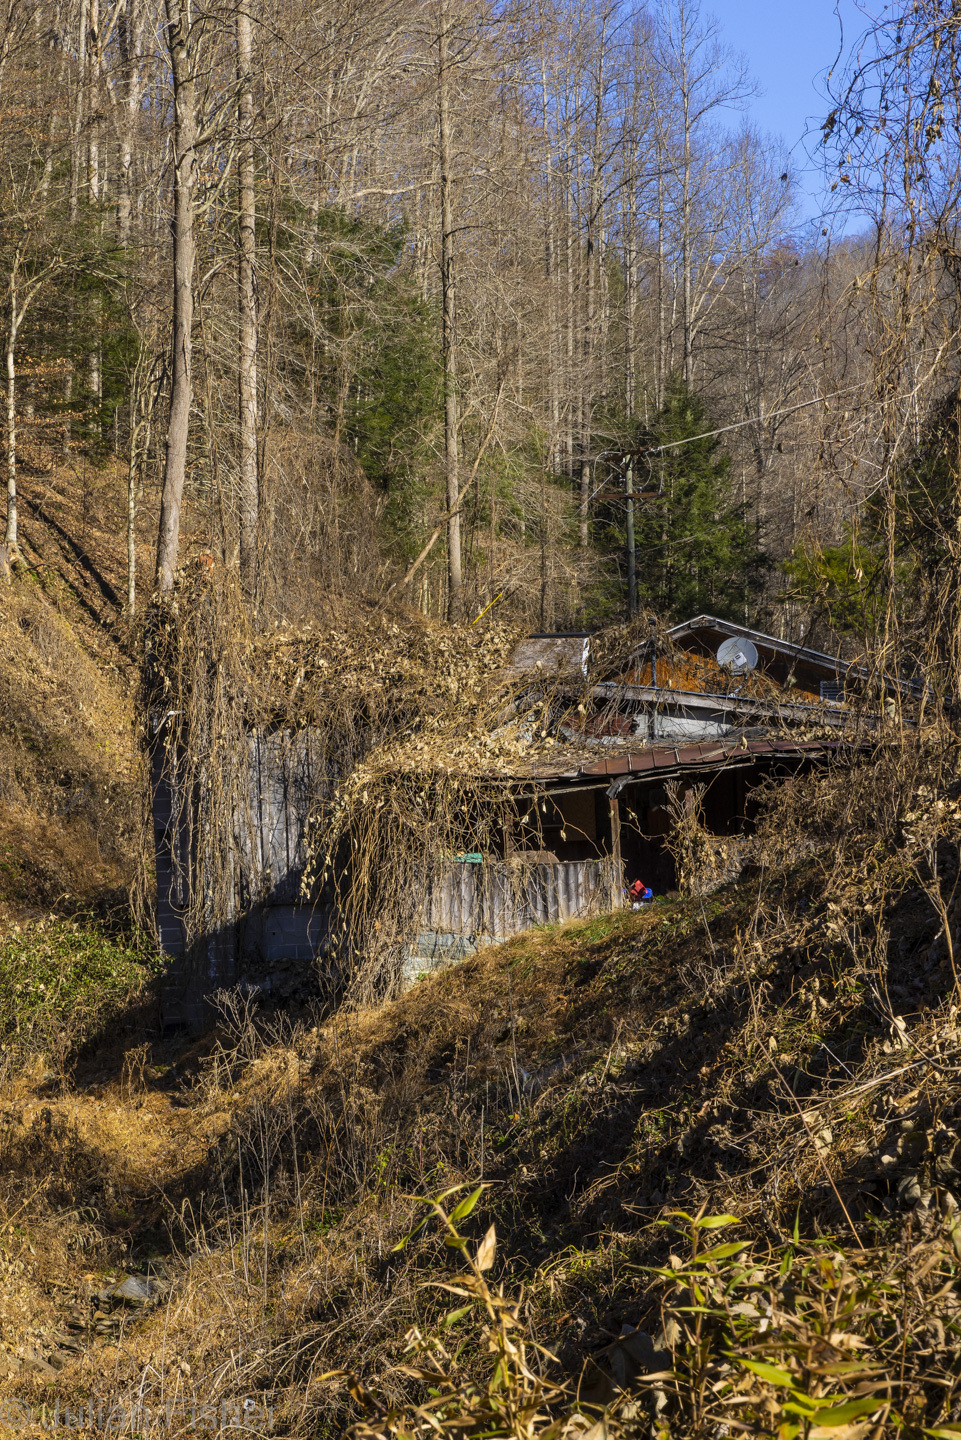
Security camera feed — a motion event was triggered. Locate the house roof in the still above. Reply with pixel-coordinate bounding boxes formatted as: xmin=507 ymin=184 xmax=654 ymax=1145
xmin=515 ymin=616 xmax=851 ymax=691
xmin=664 ymin=615 xmax=846 ymax=686
xmin=502 ymin=736 xmax=865 ymax=791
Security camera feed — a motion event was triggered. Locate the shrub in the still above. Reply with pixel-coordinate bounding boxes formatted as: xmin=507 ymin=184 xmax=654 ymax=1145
xmin=0 ymin=916 xmax=161 ymax=1071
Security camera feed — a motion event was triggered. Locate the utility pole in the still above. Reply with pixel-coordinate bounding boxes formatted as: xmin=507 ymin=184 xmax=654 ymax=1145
xmin=596 ymin=447 xmax=660 ymax=618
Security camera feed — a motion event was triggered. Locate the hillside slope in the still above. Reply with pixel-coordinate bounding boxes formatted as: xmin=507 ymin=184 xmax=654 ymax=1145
xmin=0 ymin=745 xmax=956 ymax=1435
xmin=0 ymin=457 xmax=149 ymax=919
xmin=0 ymin=469 xmax=958 ymax=1435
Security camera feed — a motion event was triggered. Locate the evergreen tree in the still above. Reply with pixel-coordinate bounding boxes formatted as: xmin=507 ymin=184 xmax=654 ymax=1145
xmin=782 ymin=390 xmax=955 ymax=654
xmin=627 ymin=381 xmax=766 ymax=622
xmin=781 ymin=527 xmax=890 ymax=639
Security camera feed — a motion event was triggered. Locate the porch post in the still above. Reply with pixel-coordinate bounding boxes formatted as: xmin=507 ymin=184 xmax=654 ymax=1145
xmin=609 ymin=792 xmax=622 ymax=907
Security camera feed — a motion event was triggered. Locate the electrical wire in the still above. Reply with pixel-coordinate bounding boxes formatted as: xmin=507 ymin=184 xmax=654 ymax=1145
xmin=646 ymin=381 xmax=871 ymax=455
xmin=582 ymin=379 xmax=875 ymax=511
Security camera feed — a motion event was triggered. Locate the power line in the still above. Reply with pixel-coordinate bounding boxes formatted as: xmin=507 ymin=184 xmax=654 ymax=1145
xmin=644 ymin=381 xmax=870 ymax=455
xmin=586 ymin=379 xmax=871 ymax=504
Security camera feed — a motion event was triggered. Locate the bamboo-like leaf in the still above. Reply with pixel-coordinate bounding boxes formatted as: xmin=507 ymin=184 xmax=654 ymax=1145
xmin=781 ymin=1400 xmax=821 ymax=1417
xmin=442 ymin=1304 xmax=472 ymax=1328
xmin=693 ymin=1213 xmax=741 ymax=1228
xmin=695 ymin=1241 xmax=747 ymax=1262
xmin=811 ymin=1362 xmax=884 ymax=1377
xmin=740 ymin=1358 xmax=797 ymax=1388
xmin=449 ymin=1184 xmax=484 ymax=1223
xmin=806 ymin=1396 xmax=883 ymax=1426
xmin=476 ymin=1223 xmax=497 ymax=1272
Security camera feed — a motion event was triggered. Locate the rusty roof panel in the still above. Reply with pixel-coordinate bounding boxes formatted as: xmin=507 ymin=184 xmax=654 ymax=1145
xmin=520 ymin=736 xmax=857 ymax=786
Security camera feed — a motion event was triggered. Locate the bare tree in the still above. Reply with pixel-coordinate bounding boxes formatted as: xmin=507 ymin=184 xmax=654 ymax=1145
xmin=436 ymin=0 xmax=463 ymax=618
xmin=236 ymin=0 xmax=258 ymax=597
xmin=653 ymin=0 xmax=753 ymax=385
xmin=156 ymin=0 xmax=199 ymax=595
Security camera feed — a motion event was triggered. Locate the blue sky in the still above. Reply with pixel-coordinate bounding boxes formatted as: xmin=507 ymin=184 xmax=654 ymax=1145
xmin=712 ymin=0 xmax=865 ymax=225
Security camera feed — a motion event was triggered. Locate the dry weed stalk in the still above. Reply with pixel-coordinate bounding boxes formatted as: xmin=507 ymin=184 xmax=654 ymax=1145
xmin=327 ymin=1189 xmax=601 ymax=1440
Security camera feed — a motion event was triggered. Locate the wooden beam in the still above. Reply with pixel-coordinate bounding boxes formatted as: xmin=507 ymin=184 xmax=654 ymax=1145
xmin=608 ymin=793 xmax=622 ymax=907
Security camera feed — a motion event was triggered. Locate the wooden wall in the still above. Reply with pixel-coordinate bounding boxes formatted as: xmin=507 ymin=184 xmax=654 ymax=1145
xmin=152 ymin=723 xmax=623 ymax=1017
xmin=402 ymin=857 xmax=622 ymax=981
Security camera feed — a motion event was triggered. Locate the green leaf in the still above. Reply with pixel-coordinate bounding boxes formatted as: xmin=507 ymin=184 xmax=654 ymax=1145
xmin=442 ymin=1305 xmax=472 ymax=1328
xmin=392 ymin=1214 xmax=431 ymax=1252
xmin=411 ymin=1185 xmax=468 ymax=1206
xmin=807 ymin=1397 xmax=882 ymax=1426
xmin=450 ymin=1185 xmax=484 ymax=1223
xmin=813 ymin=1363 xmax=884 ymax=1377
xmin=693 ymin=1214 xmax=740 ymax=1229
xmin=922 ymin=1428 xmax=961 ymax=1438
xmin=740 ymin=1359 xmax=797 ymax=1388
xmin=696 ymin=1241 xmax=747 ymax=1262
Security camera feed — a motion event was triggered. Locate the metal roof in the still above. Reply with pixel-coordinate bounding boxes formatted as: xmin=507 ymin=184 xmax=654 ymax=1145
xmin=502 ymin=736 xmax=864 ymax=789
xmin=577 ymin=737 xmax=847 ymax=776
xmin=665 ymin=614 xmax=848 ymax=675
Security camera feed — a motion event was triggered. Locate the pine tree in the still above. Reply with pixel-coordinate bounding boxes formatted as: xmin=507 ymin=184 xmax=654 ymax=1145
xmin=631 ymin=380 xmax=766 ymax=621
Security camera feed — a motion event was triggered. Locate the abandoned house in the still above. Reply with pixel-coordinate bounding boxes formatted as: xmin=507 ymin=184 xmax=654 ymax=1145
xmin=152 ymin=613 xmax=880 ymax=1022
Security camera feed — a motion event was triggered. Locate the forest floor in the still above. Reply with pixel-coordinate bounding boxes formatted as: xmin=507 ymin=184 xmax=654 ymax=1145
xmin=0 ymin=458 xmax=959 ymax=1436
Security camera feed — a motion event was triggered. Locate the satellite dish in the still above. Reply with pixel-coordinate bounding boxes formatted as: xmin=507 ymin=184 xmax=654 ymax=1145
xmin=717 ymin=636 xmax=759 ymax=675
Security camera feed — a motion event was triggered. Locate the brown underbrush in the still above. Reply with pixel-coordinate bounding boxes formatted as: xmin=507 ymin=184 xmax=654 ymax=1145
xmin=0 ymin=458 xmax=151 ymax=920
xmin=0 ymin=748 xmax=956 ymax=1435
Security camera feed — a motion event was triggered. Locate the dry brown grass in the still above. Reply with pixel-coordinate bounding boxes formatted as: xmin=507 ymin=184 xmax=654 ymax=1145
xmin=0 ymin=459 xmax=148 ymax=921
xmin=0 ymin=716 xmax=956 ymax=1436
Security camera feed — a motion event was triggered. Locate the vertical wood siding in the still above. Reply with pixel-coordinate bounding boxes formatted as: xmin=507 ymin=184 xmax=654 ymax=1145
xmin=153 ymin=722 xmax=621 ymax=1009
xmin=427 ymin=858 xmax=619 ymax=938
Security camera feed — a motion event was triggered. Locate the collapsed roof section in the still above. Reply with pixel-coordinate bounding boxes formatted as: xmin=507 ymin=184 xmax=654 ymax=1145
xmin=664 ymin=615 xmax=847 ymax=694
xmin=508 ymin=613 xmax=881 ymax=757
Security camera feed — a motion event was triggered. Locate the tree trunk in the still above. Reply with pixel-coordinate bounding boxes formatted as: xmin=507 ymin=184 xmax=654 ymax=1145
xmin=117 ymin=0 xmax=142 ymax=247
xmin=625 ymin=189 xmax=636 ymax=422
xmin=127 ymin=404 xmax=137 ymax=611
xmin=4 ymin=296 xmax=18 ymax=555
xmin=578 ymin=226 xmax=593 ymax=547
xmin=88 ymin=0 xmax=100 ymax=205
xmin=236 ymin=0 xmax=259 ymax=598
xmin=437 ymin=0 xmax=462 ymax=622
xmin=657 ymin=164 xmax=666 ymax=408
xmin=580 ymin=27 xmax=606 ymax=548
xmin=69 ymin=0 xmax=89 ymax=224
xmin=540 ymin=55 xmax=559 ymax=475
xmin=156 ymin=0 xmax=197 ymax=595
